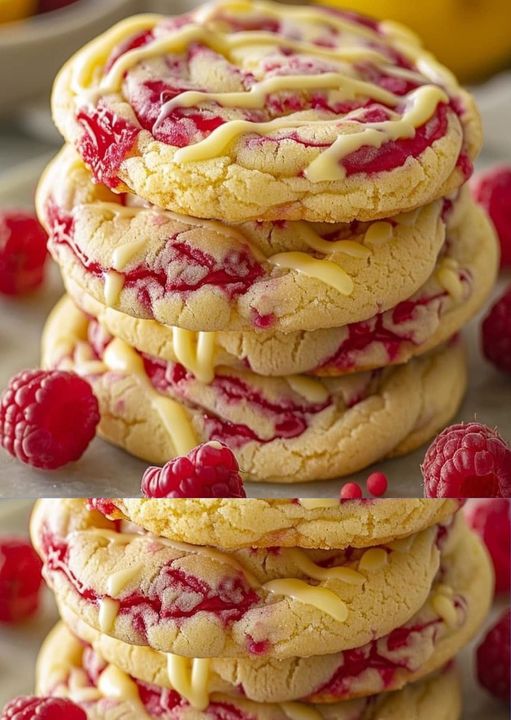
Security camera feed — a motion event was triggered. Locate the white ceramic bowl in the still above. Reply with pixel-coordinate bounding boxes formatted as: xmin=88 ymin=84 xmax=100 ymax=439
xmin=0 ymin=0 xmax=140 ymax=114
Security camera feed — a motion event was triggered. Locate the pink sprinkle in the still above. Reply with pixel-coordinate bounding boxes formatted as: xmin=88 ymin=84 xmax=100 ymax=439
xmin=367 ymin=472 xmax=388 ymax=497
xmin=340 ymin=482 xmax=363 ymax=499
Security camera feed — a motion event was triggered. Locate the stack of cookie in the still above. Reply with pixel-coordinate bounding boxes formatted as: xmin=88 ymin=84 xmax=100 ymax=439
xmin=37 ymin=0 xmax=498 ymax=483
xmin=31 ymin=498 xmax=492 ymax=719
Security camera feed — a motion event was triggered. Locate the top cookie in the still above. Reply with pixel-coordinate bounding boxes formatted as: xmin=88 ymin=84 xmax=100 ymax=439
xmin=52 ymin=0 xmax=481 ymax=222
xmin=108 ymin=498 xmax=460 ymax=549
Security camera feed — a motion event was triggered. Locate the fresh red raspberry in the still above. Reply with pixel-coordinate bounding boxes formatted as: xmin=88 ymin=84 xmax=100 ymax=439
xmin=482 ymin=285 xmax=511 ymax=375
xmin=464 ymin=499 xmax=510 ymax=594
xmin=0 ymin=369 xmax=100 ymax=469
xmin=142 ymin=441 xmax=246 ymax=498
xmin=366 ymin=472 xmax=388 ymax=497
xmin=472 ymin=166 xmax=511 ymax=267
xmin=476 ymin=609 xmax=510 ymax=702
xmin=340 ymin=482 xmax=363 ymax=499
xmin=422 ymin=422 xmax=511 ymax=498
xmin=0 ymin=211 xmax=48 ymax=296
xmin=0 ymin=538 xmax=43 ymax=623
xmin=1 ymin=696 xmax=86 ymax=720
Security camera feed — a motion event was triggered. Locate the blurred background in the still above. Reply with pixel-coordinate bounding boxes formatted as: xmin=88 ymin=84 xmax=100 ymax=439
xmin=1 ymin=0 xmax=511 ymax=171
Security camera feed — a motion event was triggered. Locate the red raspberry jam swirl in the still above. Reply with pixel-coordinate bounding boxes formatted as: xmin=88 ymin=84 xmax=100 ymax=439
xmin=142 ymin=354 xmax=335 ymax=447
xmin=40 ymin=527 xmax=260 ymax=642
xmin=85 ymin=320 xmax=349 ymax=449
xmin=81 ymin=646 xmax=257 ymax=719
xmin=45 ymin=201 xmax=265 ymax=307
xmin=73 ymin=7 xmax=471 ymax=188
xmin=317 ymin=284 xmax=467 ymax=373
xmin=311 ymin=601 xmax=464 ymax=700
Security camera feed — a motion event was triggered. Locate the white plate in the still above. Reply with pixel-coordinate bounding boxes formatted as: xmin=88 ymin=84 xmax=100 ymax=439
xmin=0 ymin=154 xmax=510 ymax=497
xmin=0 ymin=501 xmax=508 ymax=718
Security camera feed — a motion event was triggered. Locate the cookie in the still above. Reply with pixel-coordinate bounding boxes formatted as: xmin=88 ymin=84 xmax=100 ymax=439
xmin=60 ymin=190 xmax=497 ymax=377
xmin=36 ymin=623 xmax=462 ymax=719
xmin=41 ymin=297 xmax=468 ymax=483
xmin=31 ymin=497 xmax=452 ymax=658
xmin=56 ymin=520 xmax=492 ymax=703
xmin=103 ymin=498 xmax=460 ymax=550
xmin=51 ymin=1 xmax=481 ymax=223
xmin=38 ymin=145 xmax=449 ymax=333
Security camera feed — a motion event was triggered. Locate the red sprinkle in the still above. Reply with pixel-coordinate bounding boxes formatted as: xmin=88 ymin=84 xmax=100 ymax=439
xmin=340 ymin=482 xmax=363 ymax=499
xmin=366 ymin=472 xmax=388 ymax=497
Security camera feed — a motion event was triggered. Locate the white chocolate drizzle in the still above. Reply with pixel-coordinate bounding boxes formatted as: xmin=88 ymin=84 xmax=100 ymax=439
xmin=263 ymin=578 xmax=349 ymax=622
xmin=269 ymin=252 xmax=353 ymax=295
xmin=358 ymin=548 xmax=388 ymax=572
xmin=112 ymin=239 xmax=146 ymax=271
xmin=103 ymin=337 xmax=199 ymax=454
xmin=286 ymin=548 xmax=365 ymax=585
xmin=172 ymin=327 xmax=217 ymax=384
xmin=286 ymin=375 xmax=329 ymax=404
xmin=98 ymin=597 xmax=120 ymax=632
xmin=69 ymin=0 xmax=456 ymax=184
xmin=107 ymin=564 xmax=143 ymax=595
xmin=435 ymin=257 xmax=464 ymax=301
xmin=166 ymin=654 xmax=211 ymax=710
xmin=431 ymin=588 xmax=458 ymax=629
xmin=104 ymin=270 xmax=124 ymax=306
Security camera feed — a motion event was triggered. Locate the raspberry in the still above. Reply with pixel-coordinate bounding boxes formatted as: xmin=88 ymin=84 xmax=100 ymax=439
xmin=476 ymin=609 xmax=510 ymax=702
xmin=340 ymin=482 xmax=363 ymax=499
xmin=464 ymin=499 xmax=510 ymax=594
xmin=142 ymin=441 xmax=246 ymax=498
xmin=472 ymin=166 xmax=511 ymax=267
xmin=1 ymin=696 xmax=86 ymax=720
xmin=0 ymin=211 xmax=48 ymax=296
xmin=482 ymin=285 xmax=511 ymax=375
xmin=366 ymin=472 xmax=388 ymax=497
xmin=0 ymin=369 xmax=100 ymax=469
xmin=0 ymin=539 xmax=43 ymax=623
xmin=422 ymin=422 xmax=511 ymax=498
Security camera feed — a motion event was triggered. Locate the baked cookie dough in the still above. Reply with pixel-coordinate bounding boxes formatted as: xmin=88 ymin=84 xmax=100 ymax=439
xmin=31 ymin=498 xmax=452 ymax=658
xmin=41 ymin=297 xmax=468 ymax=483
xmin=56 ymin=521 xmax=492 ymax=703
xmin=51 ymin=0 xmax=481 ymax=223
xmin=59 ymin=191 xmax=497 ymax=376
xmin=38 ymin=145 xmax=449 ymax=333
xmin=108 ymin=498 xmax=460 ymax=550
xmin=36 ymin=623 xmax=462 ymax=719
